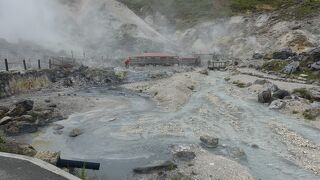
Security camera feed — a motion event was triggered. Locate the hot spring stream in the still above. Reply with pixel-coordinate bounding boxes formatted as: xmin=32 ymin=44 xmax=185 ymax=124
xmin=18 ymin=72 xmax=320 ymax=180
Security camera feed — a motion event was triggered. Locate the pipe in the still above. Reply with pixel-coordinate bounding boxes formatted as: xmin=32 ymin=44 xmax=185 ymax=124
xmin=56 ymin=158 xmax=100 ymax=170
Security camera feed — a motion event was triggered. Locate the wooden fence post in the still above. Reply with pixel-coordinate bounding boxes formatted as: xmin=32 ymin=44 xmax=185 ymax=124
xmin=38 ymin=59 xmax=41 ymax=69
xmin=4 ymin=58 xmax=8 ymax=71
xmin=23 ymin=59 xmax=27 ymax=70
xmin=49 ymin=59 xmax=52 ymax=69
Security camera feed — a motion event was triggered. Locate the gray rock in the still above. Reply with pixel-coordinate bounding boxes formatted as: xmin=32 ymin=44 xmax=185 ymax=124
xmin=173 ymin=151 xmax=196 ymax=162
xmin=200 ymin=135 xmax=219 ymax=148
xmin=272 ymin=89 xmax=290 ymax=100
xmin=7 ymin=100 xmax=34 ymax=117
xmin=14 ymin=115 xmax=35 ymax=123
xmin=283 ymin=61 xmax=299 ymax=74
xmin=5 ymin=121 xmax=38 ymax=136
xmin=0 ymin=116 xmax=12 ymax=126
xmin=273 ymin=48 xmax=295 ymax=60
xmin=133 ymin=160 xmax=177 ymax=174
xmin=253 ymin=53 xmax=263 ymax=59
xmin=263 ymin=83 xmax=279 ymax=93
xmin=199 ymin=69 xmax=209 ymax=75
xmin=258 ymin=90 xmax=272 ymax=103
xmin=53 ymin=124 xmax=64 ymax=130
xmin=0 ymin=106 xmax=9 ymax=118
xmin=269 ymin=100 xmax=286 ymax=110
xmin=309 ymin=47 xmax=320 ymax=61
xmin=254 ymin=79 xmax=270 ymax=85
xmin=311 ymin=61 xmax=320 ymax=70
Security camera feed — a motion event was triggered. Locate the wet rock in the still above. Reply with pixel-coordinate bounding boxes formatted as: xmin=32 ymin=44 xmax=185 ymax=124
xmin=200 ymin=135 xmax=219 ymax=148
xmin=35 ymin=151 xmax=60 ymax=165
xmin=273 ymin=48 xmax=295 ymax=60
xmin=47 ymin=104 xmax=57 ymax=108
xmin=0 ymin=106 xmax=9 ymax=119
xmin=269 ymin=100 xmax=286 ymax=110
xmin=69 ymin=128 xmax=83 ymax=137
xmin=53 ymin=124 xmax=64 ymax=130
xmin=133 ymin=160 xmax=177 ymax=174
xmin=44 ymin=99 xmax=51 ymax=103
xmin=251 ymin=144 xmax=259 ymax=149
xmin=253 ymin=53 xmax=263 ymax=59
xmin=5 ymin=121 xmax=38 ymax=136
xmin=0 ymin=116 xmax=12 ymax=126
xmin=7 ymin=100 xmax=34 ymax=117
xmin=173 ymin=151 xmax=196 ymax=162
xmin=272 ymin=89 xmax=290 ymax=100
xmin=283 ymin=61 xmax=299 ymax=74
xmin=311 ymin=61 xmax=320 ymax=71
xmin=199 ymin=69 xmax=209 ymax=75
xmin=254 ymin=79 xmax=270 ymax=85
xmin=258 ymin=90 xmax=272 ymax=103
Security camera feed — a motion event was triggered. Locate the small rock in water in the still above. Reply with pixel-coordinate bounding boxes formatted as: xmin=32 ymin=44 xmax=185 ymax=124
xmin=69 ymin=128 xmax=83 ymax=137
xmin=251 ymin=144 xmax=259 ymax=149
xmin=199 ymin=69 xmax=209 ymax=75
xmin=173 ymin=151 xmax=196 ymax=162
xmin=53 ymin=124 xmax=64 ymax=130
xmin=44 ymin=99 xmax=51 ymax=103
xmin=200 ymin=135 xmax=219 ymax=148
xmin=133 ymin=160 xmax=177 ymax=174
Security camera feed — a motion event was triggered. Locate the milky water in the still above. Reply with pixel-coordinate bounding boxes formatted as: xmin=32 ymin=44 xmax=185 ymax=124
xmin=25 ymin=72 xmax=319 ymax=180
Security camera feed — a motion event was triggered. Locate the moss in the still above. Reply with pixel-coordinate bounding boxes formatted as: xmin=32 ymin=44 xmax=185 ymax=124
xmin=262 ymin=60 xmax=289 ymax=72
xmin=114 ymin=70 xmax=127 ymax=80
xmin=292 ymin=110 xmax=299 ymax=114
xmin=303 ymin=109 xmax=318 ymax=120
xmin=292 ymin=88 xmax=313 ymax=101
xmin=232 ymin=80 xmax=246 ymax=88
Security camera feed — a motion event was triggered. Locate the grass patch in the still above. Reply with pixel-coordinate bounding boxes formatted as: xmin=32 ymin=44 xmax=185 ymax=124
xmin=303 ymin=109 xmax=319 ymax=120
xmin=261 ymin=60 xmax=289 ymax=72
xmin=232 ymin=80 xmax=246 ymax=88
xmin=292 ymin=88 xmax=313 ymax=101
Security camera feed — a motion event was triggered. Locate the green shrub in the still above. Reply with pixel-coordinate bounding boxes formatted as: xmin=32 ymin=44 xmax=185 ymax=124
xmin=303 ymin=109 xmax=317 ymax=120
xmin=261 ymin=60 xmax=289 ymax=72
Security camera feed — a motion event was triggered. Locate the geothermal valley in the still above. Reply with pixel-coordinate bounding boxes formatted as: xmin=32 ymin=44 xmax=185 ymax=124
xmin=0 ymin=0 xmax=320 ymax=180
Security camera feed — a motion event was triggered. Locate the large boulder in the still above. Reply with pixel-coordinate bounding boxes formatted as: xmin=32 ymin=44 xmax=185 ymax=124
xmin=0 ymin=106 xmax=9 ymax=119
xmin=258 ymin=90 xmax=272 ymax=103
xmin=7 ymin=100 xmax=34 ymax=117
xmin=311 ymin=61 xmax=320 ymax=71
xmin=34 ymin=151 xmax=60 ymax=165
xmin=283 ymin=61 xmax=299 ymax=74
xmin=309 ymin=47 xmax=320 ymax=62
xmin=273 ymin=48 xmax=295 ymax=60
xmin=269 ymin=100 xmax=286 ymax=110
xmin=5 ymin=121 xmax=38 ymax=136
xmin=200 ymin=135 xmax=219 ymax=148
xmin=272 ymin=89 xmax=290 ymax=100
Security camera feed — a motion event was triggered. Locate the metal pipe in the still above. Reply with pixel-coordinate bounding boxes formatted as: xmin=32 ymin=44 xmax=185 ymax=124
xmin=23 ymin=59 xmax=27 ymax=70
xmin=57 ymin=158 xmax=100 ymax=170
xmin=4 ymin=59 xmax=8 ymax=71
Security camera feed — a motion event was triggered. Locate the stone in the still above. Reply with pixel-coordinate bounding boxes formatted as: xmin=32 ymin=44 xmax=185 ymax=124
xmin=283 ymin=61 xmax=300 ymax=74
xmin=199 ymin=69 xmax=209 ymax=75
xmin=63 ymin=78 xmax=73 ymax=87
xmin=7 ymin=100 xmax=34 ymax=117
xmin=47 ymin=104 xmax=57 ymax=108
xmin=258 ymin=90 xmax=272 ymax=103
xmin=44 ymin=99 xmax=51 ymax=103
xmin=133 ymin=160 xmax=177 ymax=174
xmin=200 ymin=135 xmax=219 ymax=148
xmin=263 ymin=83 xmax=279 ymax=93
xmin=3 ymin=141 xmax=37 ymax=156
xmin=173 ymin=151 xmax=196 ymax=162
xmin=309 ymin=47 xmax=320 ymax=62
xmin=0 ymin=116 xmax=12 ymax=126
xmin=310 ymin=88 xmax=320 ymax=101
xmin=269 ymin=100 xmax=286 ymax=110
xmin=0 ymin=106 xmax=9 ymax=119
xmin=254 ymin=79 xmax=270 ymax=85
xmin=311 ymin=61 xmax=320 ymax=71
xmin=34 ymin=151 xmax=60 ymax=165
xmin=273 ymin=48 xmax=295 ymax=60
xmin=253 ymin=53 xmax=263 ymax=59
xmin=272 ymin=89 xmax=290 ymax=100
xmin=53 ymin=124 xmax=64 ymax=130
xmin=14 ymin=115 xmax=35 ymax=123
xmin=69 ymin=128 xmax=83 ymax=137
xmin=5 ymin=121 xmax=38 ymax=136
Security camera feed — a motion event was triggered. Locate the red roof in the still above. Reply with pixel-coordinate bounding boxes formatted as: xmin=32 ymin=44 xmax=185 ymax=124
xmin=134 ymin=53 xmax=176 ymax=58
